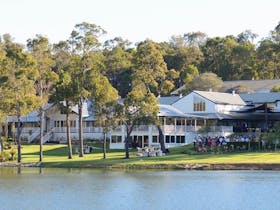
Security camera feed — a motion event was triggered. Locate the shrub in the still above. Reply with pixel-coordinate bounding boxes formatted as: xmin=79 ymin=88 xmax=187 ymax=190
xmin=0 ymin=151 xmax=11 ymax=162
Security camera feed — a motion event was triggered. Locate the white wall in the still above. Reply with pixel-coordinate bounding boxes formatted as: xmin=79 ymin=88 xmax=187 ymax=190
xmin=216 ymin=104 xmax=245 ymax=112
xmin=275 ymin=101 xmax=280 ymax=112
xmin=173 ymin=92 xmax=216 ymax=113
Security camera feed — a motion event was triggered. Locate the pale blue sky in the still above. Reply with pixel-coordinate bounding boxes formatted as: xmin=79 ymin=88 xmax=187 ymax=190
xmin=1 ymin=0 xmax=279 ymax=44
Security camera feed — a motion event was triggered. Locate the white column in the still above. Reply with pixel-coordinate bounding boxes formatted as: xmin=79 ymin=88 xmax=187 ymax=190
xmin=148 ymin=125 xmax=153 ymax=146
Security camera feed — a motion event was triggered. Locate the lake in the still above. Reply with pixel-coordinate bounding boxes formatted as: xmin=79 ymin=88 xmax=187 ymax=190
xmin=0 ymin=168 xmax=280 ymax=210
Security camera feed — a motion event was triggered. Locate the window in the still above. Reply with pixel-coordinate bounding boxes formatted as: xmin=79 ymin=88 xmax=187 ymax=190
xmin=181 ymin=136 xmax=185 ymax=143
xmin=176 ymin=136 xmax=181 ymax=143
xmin=152 ymin=136 xmax=158 ymax=143
xmin=70 ymin=120 xmax=76 ymax=127
xmin=111 ymin=136 xmax=122 ymax=143
xmin=166 ymin=118 xmax=174 ymax=125
xmin=193 ymin=96 xmax=206 ymax=112
xmin=171 ymin=136 xmax=175 ymax=143
xmin=176 ymin=136 xmax=186 ymax=143
xmin=165 ymin=136 xmax=170 ymax=143
xmin=144 ymin=136 xmax=149 ymax=147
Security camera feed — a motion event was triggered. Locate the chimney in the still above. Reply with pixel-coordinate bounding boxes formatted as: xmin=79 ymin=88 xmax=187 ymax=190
xmin=179 ymin=93 xmax=183 ymax=98
xmin=232 ymin=90 xmax=235 ymax=95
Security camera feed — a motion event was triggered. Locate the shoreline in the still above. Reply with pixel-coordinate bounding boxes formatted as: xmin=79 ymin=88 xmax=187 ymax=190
xmin=2 ymin=162 xmax=280 ymax=170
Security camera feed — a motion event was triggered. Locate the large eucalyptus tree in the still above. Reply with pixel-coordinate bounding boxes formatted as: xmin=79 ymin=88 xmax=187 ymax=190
xmin=68 ymin=22 xmax=106 ymax=157
xmin=1 ymin=34 xmax=40 ymax=163
xmin=27 ymin=35 xmax=57 ymax=162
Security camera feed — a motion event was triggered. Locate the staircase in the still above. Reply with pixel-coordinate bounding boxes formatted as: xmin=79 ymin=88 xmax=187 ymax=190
xmin=42 ymin=129 xmax=54 ymax=144
xmin=28 ymin=128 xmax=54 ymax=144
xmin=28 ymin=128 xmax=40 ymax=143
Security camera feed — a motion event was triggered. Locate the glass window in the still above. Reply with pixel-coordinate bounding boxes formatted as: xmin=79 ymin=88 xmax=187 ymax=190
xmin=176 ymin=136 xmax=181 ymax=143
xmin=144 ymin=136 xmax=149 ymax=147
xmin=165 ymin=136 xmax=170 ymax=143
xmin=111 ymin=136 xmax=122 ymax=143
xmin=193 ymin=96 xmax=206 ymax=112
xmin=152 ymin=136 xmax=158 ymax=143
xmin=181 ymin=136 xmax=185 ymax=143
xmin=171 ymin=136 xmax=175 ymax=143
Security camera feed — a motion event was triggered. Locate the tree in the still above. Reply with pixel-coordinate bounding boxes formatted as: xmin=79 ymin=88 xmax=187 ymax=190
xmin=92 ymin=75 xmax=119 ymax=159
xmin=68 ymin=22 xmax=106 ymax=157
xmin=183 ymin=31 xmax=207 ymax=47
xmin=103 ymin=37 xmax=133 ymax=97
xmin=257 ymin=23 xmax=280 ymax=79
xmin=201 ymin=36 xmax=237 ymax=80
xmin=190 ymin=72 xmax=222 ymax=91
xmin=132 ymin=39 xmax=168 ymax=95
xmin=0 ymin=39 xmax=8 ymax=152
xmin=132 ymin=39 xmax=171 ymax=152
xmin=164 ymin=36 xmax=204 ymax=87
xmin=271 ymin=85 xmax=280 ymax=92
xmin=52 ymin=41 xmax=75 ymax=159
xmin=228 ymin=85 xmax=253 ymax=94
xmin=1 ymin=34 xmax=40 ymax=163
xmin=27 ymin=35 xmax=57 ymax=162
xmin=119 ymin=85 xmax=159 ymax=159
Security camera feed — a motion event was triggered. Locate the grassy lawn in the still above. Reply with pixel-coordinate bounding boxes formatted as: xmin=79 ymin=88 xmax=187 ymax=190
xmin=8 ymin=143 xmax=280 ymax=169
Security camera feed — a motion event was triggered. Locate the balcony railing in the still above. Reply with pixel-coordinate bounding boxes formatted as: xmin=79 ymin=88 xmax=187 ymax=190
xmin=54 ymin=127 xmax=103 ymax=133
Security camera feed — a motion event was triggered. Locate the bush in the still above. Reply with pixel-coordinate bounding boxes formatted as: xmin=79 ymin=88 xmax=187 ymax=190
xmin=0 ymin=151 xmax=11 ymax=162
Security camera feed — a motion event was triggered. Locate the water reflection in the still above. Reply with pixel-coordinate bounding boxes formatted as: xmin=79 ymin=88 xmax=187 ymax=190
xmin=0 ymin=168 xmax=280 ymax=210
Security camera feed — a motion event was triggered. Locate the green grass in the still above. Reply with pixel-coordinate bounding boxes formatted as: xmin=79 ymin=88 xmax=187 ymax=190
xmin=6 ymin=144 xmax=280 ymax=169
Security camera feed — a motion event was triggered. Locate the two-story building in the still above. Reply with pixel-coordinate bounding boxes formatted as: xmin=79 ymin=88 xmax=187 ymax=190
xmin=4 ymin=90 xmax=280 ymax=149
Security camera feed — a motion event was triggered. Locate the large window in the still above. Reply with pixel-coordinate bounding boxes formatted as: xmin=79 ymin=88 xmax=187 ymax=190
xmin=111 ymin=136 xmax=122 ymax=143
xmin=193 ymin=96 xmax=206 ymax=112
xmin=176 ymin=136 xmax=185 ymax=143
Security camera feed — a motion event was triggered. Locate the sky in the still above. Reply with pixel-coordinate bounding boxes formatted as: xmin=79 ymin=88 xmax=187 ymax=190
xmin=1 ymin=0 xmax=279 ymax=45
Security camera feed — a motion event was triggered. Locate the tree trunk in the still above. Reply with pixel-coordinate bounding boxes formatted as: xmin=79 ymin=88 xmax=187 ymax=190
xmin=125 ymin=125 xmax=133 ymax=159
xmin=66 ymin=101 xmax=72 ymax=159
xmin=78 ymin=100 xmax=84 ymax=157
xmin=39 ymin=109 xmax=44 ymax=162
xmin=125 ymin=136 xmax=129 ymax=159
xmin=157 ymin=125 xmax=166 ymax=152
xmin=17 ymin=116 xmax=22 ymax=163
xmin=103 ymin=132 xmax=106 ymax=159
xmin=1 ymin=120 xmax=8 ymax=152
xmin=0 ymin=137 xmax=3 ymax=152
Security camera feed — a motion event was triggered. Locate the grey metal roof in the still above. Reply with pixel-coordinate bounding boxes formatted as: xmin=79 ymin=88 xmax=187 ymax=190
xmin=8 ymin=116 xmax=40 ymax=123
xmin=157 ymin=96 xmax=181 ymax=105
xmin=158 ymin=105 xmax=204 ymax=118
xmin=240 ymin=92 xmax=280 ymax=104
xmin=171 ymin=79 xmax=280 ymax=95
xmin=171 ymin=85 xmax=186 ymax=95
xmin=221 ymin=79 xmax=280 ymax=93
xmin=194 ymin=91 xmax=246 ymax=105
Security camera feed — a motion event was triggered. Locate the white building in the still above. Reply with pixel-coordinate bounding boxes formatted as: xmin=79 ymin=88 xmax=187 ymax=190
xmin=5 ymin=90 xmax=280 ymax=149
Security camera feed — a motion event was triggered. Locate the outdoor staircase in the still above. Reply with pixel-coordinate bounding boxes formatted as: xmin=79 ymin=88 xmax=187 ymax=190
xmin=28 ymin=128 xmax=54 ymax=144
xmin=28 ymin=128 xmax=40 ymax=143
xmin=42 ymin=128 xmax=54 ymax=144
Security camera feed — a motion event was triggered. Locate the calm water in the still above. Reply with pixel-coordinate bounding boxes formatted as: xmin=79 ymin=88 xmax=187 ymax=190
xmin=0 ymin=168 xmax=280 ymax=210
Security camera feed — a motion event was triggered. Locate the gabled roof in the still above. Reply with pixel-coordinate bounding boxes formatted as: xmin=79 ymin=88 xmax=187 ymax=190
xmin=240 ymin=92 xmax=280 ymax=104
xmin=194 ymin=90 xmax=246 ymax=105
xmin=158 ymin=104 xmax=204 ymax=118
xmin=158 ymin=96 xmax=181 ymax=105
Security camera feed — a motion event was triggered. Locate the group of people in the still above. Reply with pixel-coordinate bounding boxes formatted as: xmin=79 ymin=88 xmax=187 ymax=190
xmin=194 ymin=135 xmax=260 ymax=152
